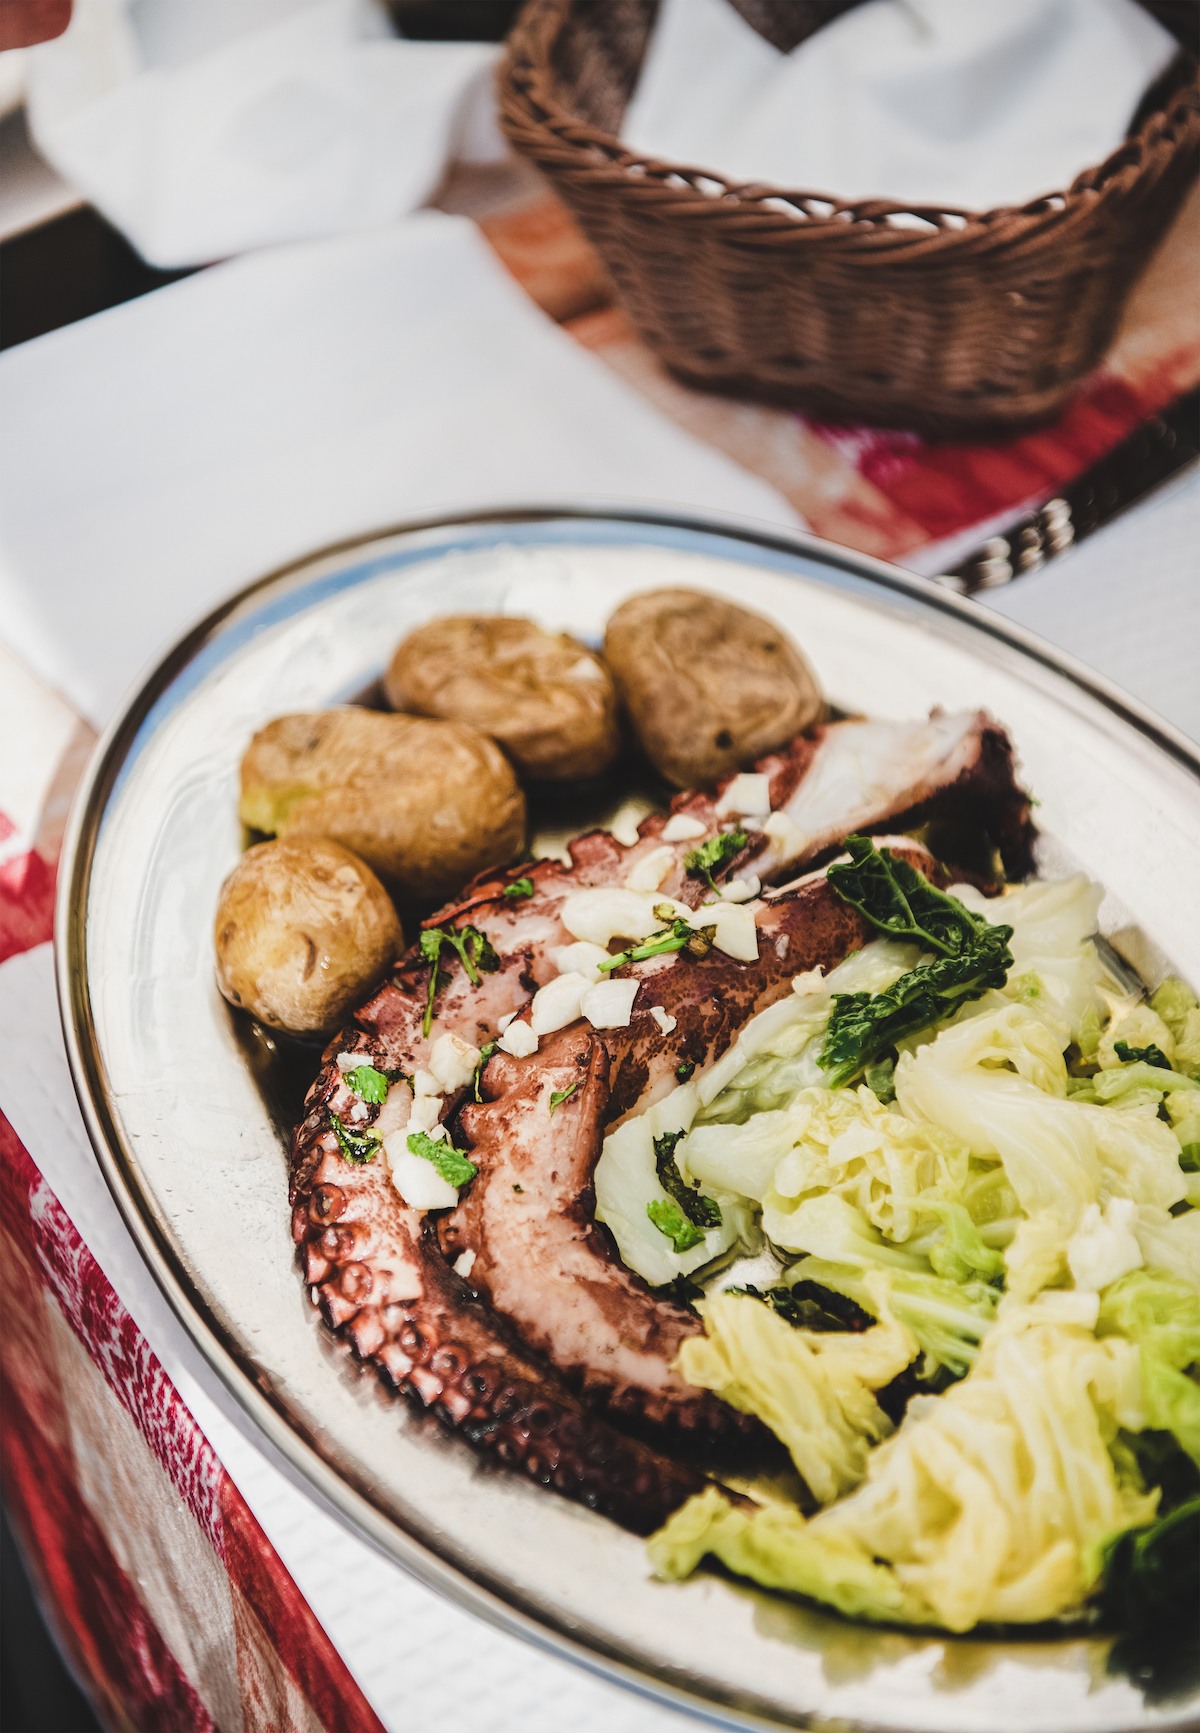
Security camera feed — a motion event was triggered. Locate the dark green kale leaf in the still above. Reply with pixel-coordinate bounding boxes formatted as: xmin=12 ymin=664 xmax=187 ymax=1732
xmin=820 ymin=838 xmax=1013 ymax=1087
xmin=653 ymin=1130 xmax=721 ymax=1230
xmin=1101 ymin=1496 xmax=1200 ymax=1641
xmin=1114 ymin=1040 xmax=1172 ymax=1070
xmin=827 ymin=834 xmax=998 ymax=957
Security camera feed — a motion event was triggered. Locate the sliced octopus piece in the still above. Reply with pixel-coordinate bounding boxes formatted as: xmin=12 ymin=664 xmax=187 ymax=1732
xmin=442 ymin=851 xmax=937 ymax=1438
xmin=291 ymin=1099 xmax=701 ymax=1533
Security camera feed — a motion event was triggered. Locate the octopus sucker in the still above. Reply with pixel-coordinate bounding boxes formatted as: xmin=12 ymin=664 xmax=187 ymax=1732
xmin=289 ymin=709 xmax=1033 ymax=1529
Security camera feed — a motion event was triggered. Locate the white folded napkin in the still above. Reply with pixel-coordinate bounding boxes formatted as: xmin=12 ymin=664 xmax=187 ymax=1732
xmin=0 ymin=211 xmax=795 ymax=723
xmin=622 ymin=0 xmax=1178 ymax=211
xmin=24 ymin=0 xmax=503 ymax=267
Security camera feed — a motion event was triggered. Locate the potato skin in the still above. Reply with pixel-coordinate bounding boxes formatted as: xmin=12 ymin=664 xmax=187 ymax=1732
xmin=214 ymin=837 xmax=402 ymax=1035
xmin=383 ymin=615 xmax=620 ymax=782
xmin=604 ymin=589 xmax=823 ymax=787
xmin=239 ymin=708 xmax=526 ymax=903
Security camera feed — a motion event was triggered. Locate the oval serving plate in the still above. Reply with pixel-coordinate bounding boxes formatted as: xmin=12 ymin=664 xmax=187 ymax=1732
xmin=59 ymin=508 xmax=1200 ymax=1733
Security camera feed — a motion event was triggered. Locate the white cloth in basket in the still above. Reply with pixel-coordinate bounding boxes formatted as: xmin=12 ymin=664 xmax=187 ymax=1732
xmin=622 ymin=0 xmax=1178 ymax=212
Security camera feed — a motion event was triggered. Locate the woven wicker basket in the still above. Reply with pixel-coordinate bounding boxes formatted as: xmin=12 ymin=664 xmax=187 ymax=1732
xmin=499 ymin=0 xmax=1200 ymax=434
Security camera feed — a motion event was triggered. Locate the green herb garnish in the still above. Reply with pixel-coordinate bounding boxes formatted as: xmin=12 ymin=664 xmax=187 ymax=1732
xmin=406 ymin=1130 xmax=477 ymax=1190
xmin=345 ymin=1064 xmax=389 ymax=1104
xmin=675 ymin=1060 xmax=696 ymax=1082
xmin=329 ymin=1111 xmax=380 ymax=1164
xmin=653 ymin=1130 xmax=721 ymax=1230
xmin=819 ymin=837 xmax=1013 ymax=1088
xmin=473 ymin=1040 xmax=497 ymax=1103
xmin=1114 ymin=1040 xmax=1172 ymax=1070
xmin=549 ymin=1083 xmax=578 ymax=1114
xmin=503 ymin=876 xmax=535 ymax=900
xmin=685 ymin=830 xmax=748 ymax=892
xmin=646 ymin=1198 xmax=705 ymax=1253
xmin=420 ymin=923 xmax=500 ymax=1036
xmin=599 ymin=918 xmax=716 ymax=974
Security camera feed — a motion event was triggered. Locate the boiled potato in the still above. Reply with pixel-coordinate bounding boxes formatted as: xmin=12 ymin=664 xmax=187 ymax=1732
xmin=383 ymin=615 xmax=620 ymax=782
xmin=604 ymin=590 xmax=823 ymax=787
xmin=239 ymin=708 xmax=525 ymax=903
xmin=214 ymin=837 xmax=402 ymax=1035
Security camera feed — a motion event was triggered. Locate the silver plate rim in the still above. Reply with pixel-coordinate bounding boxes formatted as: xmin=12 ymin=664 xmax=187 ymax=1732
xmin=55 ymin=503 xmax=1200 ymax=1733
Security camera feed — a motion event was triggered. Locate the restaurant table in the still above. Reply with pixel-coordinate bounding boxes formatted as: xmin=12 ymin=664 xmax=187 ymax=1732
xmin=0 ymin=129 xmax=1197 ymax=1732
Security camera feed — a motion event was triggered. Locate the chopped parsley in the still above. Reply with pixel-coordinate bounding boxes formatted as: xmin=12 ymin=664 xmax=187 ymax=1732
xmin=406 ymin=1130 xmax=477 ymax=1190
xmin=1115 ymin=1040 xmax=1172 ymax=1070
xmin=329 ymin=1111 xmax=380 ymax=1164
xmin=653 ymin=1130 xmax=721 ymax=1230
xmin=646 ymin=1198 xmax=705 ymax=1253
xmin=420 ymin=922 xmax=500 ymax=1036
xmin=549 ymin=1083 xmax=578 ymax=1114
xmin=599 ymin=917 xmax=715 ymax=975
xmin=473 ymin=1040 xmax=497 ymax=1102
xmin=503 ymin=877 xmax=535 ymax=900
xmin=685 ymin=830 xmax=748 ymax=892
xmin=819 ymin=837 xmax=1013 ymax=1088
xmin=345 ymin=1064 xmax=389 ymax=1104
xmin=675 ymin=1060 xmax=696 ymax=1082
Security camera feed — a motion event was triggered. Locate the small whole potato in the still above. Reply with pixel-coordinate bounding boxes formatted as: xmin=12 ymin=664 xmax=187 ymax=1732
xmin=604 ymin=589 xmax=823 ymax=787
xmin=383 ymin=615 xmax=620 ymax=782
xmin=239 ymin=708 xmax=526 ymax=903
xmin=214 ymin=837 xmax=402 ymax=1035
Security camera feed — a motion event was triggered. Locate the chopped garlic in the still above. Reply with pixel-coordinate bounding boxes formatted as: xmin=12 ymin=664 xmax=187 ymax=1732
xmin=704 ymin=901 xmax=759 ymax=962
xmin=385 ymin=1139 xmax=459 ymax=1210
xmin=406 ymin=1093 xmax=445 ymax=1136
xmin=567 ymin=656 xmax=605 ymax=681
xmin=581 ymin=978 xmax=640 ymax=1029
xmin=412 ymin=1068 xmax=441 ymax=1098
xmin=428 ymin=1032 xmax=481 ymax=1094
xmin=792 ymin=967 xmax=826 ymax=997
xmin=624 ymin=845 xmax=675 ymax=894
xmin=761 ymin=808 xmax=808 ymax=865
xmin=716 ymin=772 xmax=771 ymax=819
xmin=336 ymin=1051 xmax=360 ymax=1072
xmin=662 ymin=812 xmax=707 ymax=843
xmin=550 ymin=940 xmax=610 ymax=982
xmin=498 ymin=1019 xmax=539 ymax=1058
xmin=453 ymin=1248 xmax=477 ymax=1278
xmin=649 ymin=1005 xmax=678 ymax=1036
xmin=720 ymin=874 xmax=760 ymax=903
xmin=530 ymin=972 xmax=589 ymax=1035
xmin=561 ymin=887 xmax=661 ymax=947
xmin=498 ymin=1010 xmax=518 ymax=1031
xmin=609 ymin=804 xmax=644 ymax=848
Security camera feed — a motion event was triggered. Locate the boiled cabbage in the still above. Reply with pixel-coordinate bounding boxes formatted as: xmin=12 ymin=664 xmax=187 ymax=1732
xmin=651 ymin=1316 xmax=1157 ymax=1631
xmin=1098 ymin=1269 xmax=1200 ymax=1467
xmin=789 ymin=1256 xmax=1000 ymax=1378
xmin=678 ymin=1287 xmax=916 ymax=1504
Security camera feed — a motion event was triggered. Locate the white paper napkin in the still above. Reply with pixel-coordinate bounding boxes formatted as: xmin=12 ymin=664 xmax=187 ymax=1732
xmin=0 ymin=210 xmax=796 ymax=724
xmin=622 ymin=0 xmax=1177 ymax=211
xmin=24 ymin=0 xmax=503 ymax=267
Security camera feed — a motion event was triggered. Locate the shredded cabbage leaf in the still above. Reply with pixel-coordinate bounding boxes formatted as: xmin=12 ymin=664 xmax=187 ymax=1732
xmin=652 ymin=1317 xmax=1157 ymax=1630
xmin=679 ymin=1287 xmax=916 ymax=1504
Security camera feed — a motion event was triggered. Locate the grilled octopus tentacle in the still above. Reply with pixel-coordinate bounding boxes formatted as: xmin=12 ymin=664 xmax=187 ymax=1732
xmin=291 ymin=1120 xmax=701 ymax=1532
xmin=288 ymin=712 xmax=1033 ymax=1529
xmin=444 ymin=853 xmax=935 ymax=1435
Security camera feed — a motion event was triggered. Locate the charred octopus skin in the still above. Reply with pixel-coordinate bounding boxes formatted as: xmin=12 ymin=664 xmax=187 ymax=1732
xmin=288 ymin=709 xmax=1033 ymax=1530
